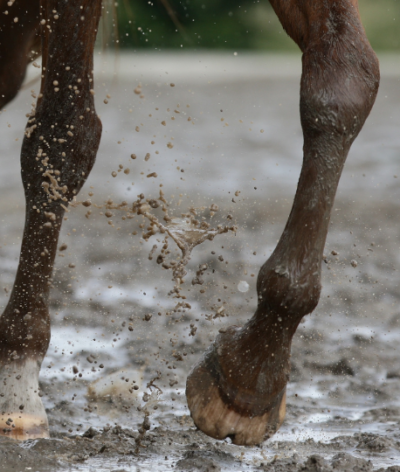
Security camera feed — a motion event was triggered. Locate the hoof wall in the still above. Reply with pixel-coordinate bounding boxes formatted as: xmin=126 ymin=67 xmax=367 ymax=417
xmin=186 ymin=362 xmax=286 ymax=446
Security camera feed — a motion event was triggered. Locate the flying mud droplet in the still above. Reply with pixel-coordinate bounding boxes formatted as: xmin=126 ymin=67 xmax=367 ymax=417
xmin=134 ymin=85 xmax=142 ymax=95
xmin=237 ymin=280 xmax=249 ymax=292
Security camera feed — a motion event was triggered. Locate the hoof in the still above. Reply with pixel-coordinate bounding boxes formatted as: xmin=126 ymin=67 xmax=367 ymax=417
xmin=0 ymin=359 xmax=50 ymax=440
xmin=187 ymin=366 xmax=286 ymax=445
xmin=0 ymin=413 xmax=49 ymax=440
xmin=186 ymin=326 xmax=289 ymax=446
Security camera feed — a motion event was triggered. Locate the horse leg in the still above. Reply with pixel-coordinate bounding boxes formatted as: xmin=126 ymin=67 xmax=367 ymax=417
xmin=186 ymin=0 xmax=380 ymax=446
xmin=0 ymin=0 xmax=40 ymax=109
xmin=0 ymin=0 xmax=102 ymax=440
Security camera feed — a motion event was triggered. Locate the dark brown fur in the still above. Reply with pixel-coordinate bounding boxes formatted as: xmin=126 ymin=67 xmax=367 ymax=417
xmin=0 ymin=0 xmax=102 ymax=364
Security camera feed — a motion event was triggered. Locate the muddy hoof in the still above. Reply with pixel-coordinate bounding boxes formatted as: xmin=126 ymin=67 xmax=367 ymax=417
xmin=186 ymin=326 xmax=288 ymax=446
xmin=0 ymin=413 xmax=49 ymax=440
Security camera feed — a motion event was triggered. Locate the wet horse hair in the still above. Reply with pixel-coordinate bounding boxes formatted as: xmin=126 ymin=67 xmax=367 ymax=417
xmin=0 ymin=0 xmax=379 ymax=445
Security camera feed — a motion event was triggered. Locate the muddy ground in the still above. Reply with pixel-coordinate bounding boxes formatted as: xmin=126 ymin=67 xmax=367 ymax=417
xmin=1 ymin=53 xmax=400 ymax=471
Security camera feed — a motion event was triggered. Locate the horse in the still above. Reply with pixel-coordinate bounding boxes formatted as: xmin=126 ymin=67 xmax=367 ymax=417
xmin=0 ymin=0 xmax=379 ymax=446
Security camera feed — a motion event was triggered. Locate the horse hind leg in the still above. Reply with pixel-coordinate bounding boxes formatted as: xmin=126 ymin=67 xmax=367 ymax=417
xmin=0 ymin=0 xmax=102 ymax=440
xmin=186 ymin=0 xmax=380 ymax=446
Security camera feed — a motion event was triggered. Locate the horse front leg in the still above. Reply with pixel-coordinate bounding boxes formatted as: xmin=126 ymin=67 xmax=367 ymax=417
xmin=0 ymin=0 xmax=102 ymax=440
xmin=186 ymin=0 xmax=380 ymax=446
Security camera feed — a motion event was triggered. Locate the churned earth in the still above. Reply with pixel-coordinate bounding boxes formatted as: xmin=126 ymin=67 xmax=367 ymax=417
xmin=0 ymin=53 xmax=400 ymax=471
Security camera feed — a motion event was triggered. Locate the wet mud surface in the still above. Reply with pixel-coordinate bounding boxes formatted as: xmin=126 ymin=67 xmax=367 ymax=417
xmin=1 ymin=53 xmax=400 ymax=470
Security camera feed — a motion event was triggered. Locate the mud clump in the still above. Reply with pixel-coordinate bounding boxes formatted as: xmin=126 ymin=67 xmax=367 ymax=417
xmin=376 ymin=467 xmax=400 ymax=472
xmin=355 ymin=433 xmax=396 ymax=452
xmin=258 ymin=453 xmax=300 ymax=471
xmin=258 ymin=453 xmax=374 ymax=471
xmin=176 ymin=451 xmax=221 ymax=471
xmin=330 ymin=452 xmax=373 ymax=471
xmin=301 ymin=455 xmax=331 ymax=472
